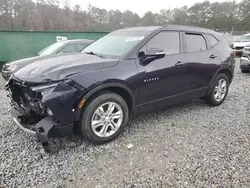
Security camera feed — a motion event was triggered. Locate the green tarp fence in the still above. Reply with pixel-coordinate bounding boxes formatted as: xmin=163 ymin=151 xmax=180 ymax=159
xmin=0 ymin=30 xmax=108 ymax=67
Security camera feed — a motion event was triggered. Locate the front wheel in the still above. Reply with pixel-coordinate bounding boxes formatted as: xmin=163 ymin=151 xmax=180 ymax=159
xmin=79 ymin=92 xmax=129 ymax=144
xmin=204 ymin=73 xmax=229 ymax=106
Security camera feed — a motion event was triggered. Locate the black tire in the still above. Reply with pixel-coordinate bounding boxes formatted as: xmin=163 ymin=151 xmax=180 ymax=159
xmin=204 ymin=73 xmax=229 ymax=106
xmin=79 ymin=92 xmax=129 ymax=144
xmin=241 ymin=69 xmax=249 ymax=73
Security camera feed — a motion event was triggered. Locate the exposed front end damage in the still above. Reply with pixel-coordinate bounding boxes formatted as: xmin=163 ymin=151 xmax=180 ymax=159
xmin=6 ymin=77 xmax=84 ymax=152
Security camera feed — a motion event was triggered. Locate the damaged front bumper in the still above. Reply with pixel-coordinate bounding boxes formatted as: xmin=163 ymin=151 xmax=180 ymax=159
xmin=6 ymin=77 xmax=84 ymax=152
xmin=11 ymin=105 xmax=74 ymax=152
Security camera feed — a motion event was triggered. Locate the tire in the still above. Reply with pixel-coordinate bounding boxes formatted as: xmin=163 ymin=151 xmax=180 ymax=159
xmin=79 ymin=92 xmax=129 ymax=144
xmin=241 ymin=69 xmax=249 ymax=73
xmin=204 ymin=73 xmax=229 ymax=106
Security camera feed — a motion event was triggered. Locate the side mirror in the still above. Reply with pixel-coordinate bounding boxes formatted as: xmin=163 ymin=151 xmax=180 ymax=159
xmin=146 ymin=48 xmax=165 ymax=58
xmin=138 ymin=48 xmax=165 ymax=66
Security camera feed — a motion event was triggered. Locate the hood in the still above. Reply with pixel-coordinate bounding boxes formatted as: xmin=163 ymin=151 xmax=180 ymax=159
xmin=14 ymin=53 xmax=119 ymax=83
xmin=233 ymin=41 xmax=250 ymax=47
xmin=6 ymin=54 xmax=63 ymax=70
xmin=6 ymin=56 xmax=40 ymax=67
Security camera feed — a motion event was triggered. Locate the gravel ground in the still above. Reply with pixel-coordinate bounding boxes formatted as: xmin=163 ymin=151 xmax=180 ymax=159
xmin=0 ymin=60 xmax=249 ymax=188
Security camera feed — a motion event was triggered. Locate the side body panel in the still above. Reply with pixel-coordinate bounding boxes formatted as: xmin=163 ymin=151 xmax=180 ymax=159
xmin=71 ymin=60 xmax=139 ymax=119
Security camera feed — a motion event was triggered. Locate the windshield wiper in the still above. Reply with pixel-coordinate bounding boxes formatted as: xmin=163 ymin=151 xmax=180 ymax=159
xmin=84 ymin=51 xmax=105 ymax=58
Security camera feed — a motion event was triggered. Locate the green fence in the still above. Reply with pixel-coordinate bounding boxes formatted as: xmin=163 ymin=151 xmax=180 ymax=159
xmin=0 ymin=30 xmax=108 ymax=66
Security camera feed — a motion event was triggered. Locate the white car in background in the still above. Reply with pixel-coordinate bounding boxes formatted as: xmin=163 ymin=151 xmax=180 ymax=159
xmin=233 ymin=33 xmax=250 ymax=56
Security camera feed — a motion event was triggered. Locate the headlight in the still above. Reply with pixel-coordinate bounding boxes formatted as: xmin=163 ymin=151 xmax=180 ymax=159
xmin=31 ymin=79 xmax=84 ymax=93
xmin=6 ymin=65 xmax=17 ymax=71
xmin=31 ymin=82 xmax=58 ymax=92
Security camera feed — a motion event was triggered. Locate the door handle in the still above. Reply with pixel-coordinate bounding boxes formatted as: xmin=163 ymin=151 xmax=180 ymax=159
xmin=175 ymin=61 xmax=185 ymax=66
xmin=209 ymin=54 xmax=217 ymax=59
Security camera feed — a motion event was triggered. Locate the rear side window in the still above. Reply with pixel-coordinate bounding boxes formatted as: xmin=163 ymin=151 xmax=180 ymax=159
xmin=206 ymin=34 xmax=219 ymax=47
xmin=75 ymin=43 xmax=89 ymax=51
xmin=147 ymin=32 xmax=180 ymax=55
xmin=58 ymin=44 xmax=77 ymax=53
xmin=185 ymin=33 xmax=207 ymax=53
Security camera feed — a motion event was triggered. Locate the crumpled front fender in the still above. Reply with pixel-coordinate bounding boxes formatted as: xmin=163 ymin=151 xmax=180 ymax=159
xmin=42 ymin=82 xmax=83 ymax=126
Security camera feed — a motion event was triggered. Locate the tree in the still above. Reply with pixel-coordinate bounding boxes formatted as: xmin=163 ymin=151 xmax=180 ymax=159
xmin=0 ymin=0 xmax=249 ymax=32
xmin=140 ymin=11 xmax=157 ymax=26
xmin=171 ymin=6 xmax=188 ymax=25
xmin=108 ymin=10 xmax=122 ymax=29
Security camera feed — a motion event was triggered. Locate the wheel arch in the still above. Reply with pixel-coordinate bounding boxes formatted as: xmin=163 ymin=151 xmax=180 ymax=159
xmin=75 ymin=83 xmax=136 ymax=121
xmin=218 ymin=69 xmax=233 ymax=84
xmin=207 ymin=67 xmax=233 ymax=94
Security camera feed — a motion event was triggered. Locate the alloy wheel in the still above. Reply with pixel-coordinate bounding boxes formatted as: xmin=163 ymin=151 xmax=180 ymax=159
xmin=214 ymin=78 xmax=227 ymax=102
xmin=91 ymin=102 xmax=123 ymax=137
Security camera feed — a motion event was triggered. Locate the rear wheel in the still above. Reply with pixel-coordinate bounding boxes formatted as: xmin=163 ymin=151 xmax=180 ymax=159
xmin=204 ymin=73 xmax=229 ymax=106
xmin=241 ymin=69 xmax=249 ymax=73
xmin=79 ymin=92 xmax=129 ymax=144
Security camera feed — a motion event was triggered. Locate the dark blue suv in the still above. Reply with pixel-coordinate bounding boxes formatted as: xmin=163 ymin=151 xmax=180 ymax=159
xmin=6 ymin=25 xmax=235 ymax=152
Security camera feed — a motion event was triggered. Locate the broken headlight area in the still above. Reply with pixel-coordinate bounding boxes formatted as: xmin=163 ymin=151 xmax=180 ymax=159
xmin=30 ymin=79 xmax=84 ymax=94
xmin=30 ymin=82 xmax=58 ymax=93
xmin=6 ymin=77 xmax=84 ymax=152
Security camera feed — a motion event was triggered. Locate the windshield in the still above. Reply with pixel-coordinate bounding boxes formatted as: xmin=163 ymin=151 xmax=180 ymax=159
xmin=236 ymin=35 xmax=250 ymax=42
xmin=38 ymin=42 xmax=65 ymax=56
xmin=82 ymin=29 xmax=152 ymax=57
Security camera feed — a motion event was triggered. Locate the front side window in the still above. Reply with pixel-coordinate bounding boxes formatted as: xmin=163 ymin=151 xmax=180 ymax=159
xmin=185 ymin=33 xmax=207 ymax=53
xmin=82 ymin=29 xmax=154 ymax=57
xmin=146 ymin=32 xmax=180 ymax=55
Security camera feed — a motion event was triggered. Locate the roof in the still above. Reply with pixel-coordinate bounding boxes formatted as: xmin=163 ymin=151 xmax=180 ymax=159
xmin=61 ymin=39 xmax=94 ymax=43
xmin=161 ymin=24 xmax=216 ymax=34
xmin=117 ymin=26 xmax=162 ymax=31
xmin=116 ymin=25 xmax=217 ymax=35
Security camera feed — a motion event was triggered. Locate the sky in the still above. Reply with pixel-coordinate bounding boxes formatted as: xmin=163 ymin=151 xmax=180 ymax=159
xmin=69 ymin=0 xmax=233 ymax=16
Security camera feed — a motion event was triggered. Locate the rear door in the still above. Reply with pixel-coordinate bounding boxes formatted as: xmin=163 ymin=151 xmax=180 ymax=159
xmin=183 ymin=32 xmax=221 ymax=92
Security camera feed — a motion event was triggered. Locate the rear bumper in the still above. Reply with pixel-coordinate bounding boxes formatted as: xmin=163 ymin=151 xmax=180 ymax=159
xmin=233 ymin=49 xmax=243 ymax=56
xmin=240 ymin=65 xmax=250 ymax=70
xmin=240 ymin=57 xmax=250 ymax=70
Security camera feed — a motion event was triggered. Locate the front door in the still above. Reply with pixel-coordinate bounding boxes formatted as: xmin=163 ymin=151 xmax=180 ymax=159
xmin=136 ymin=31 xmax=186 ymax=111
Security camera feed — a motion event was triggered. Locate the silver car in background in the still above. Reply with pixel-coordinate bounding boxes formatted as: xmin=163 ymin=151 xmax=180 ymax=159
xmin=240 ymin=44 xmax=250 ymax=73
xmin=233 ymin=34 xmax=250 ymax=56
xmin=1 ymin=39 xmax=93 ymax=80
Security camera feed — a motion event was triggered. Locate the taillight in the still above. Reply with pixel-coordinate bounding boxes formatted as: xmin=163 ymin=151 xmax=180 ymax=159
xmin=231 ymin=51 xmax=236 ymax=57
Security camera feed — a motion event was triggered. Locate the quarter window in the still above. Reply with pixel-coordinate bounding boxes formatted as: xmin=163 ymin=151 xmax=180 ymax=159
xmin=205 ymin=34 xmax=219 ymax=47
xmin=185 ymin=33 xmax=207 ymax=53
xmin=146 ymin=32 xmax=180 ymax=55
